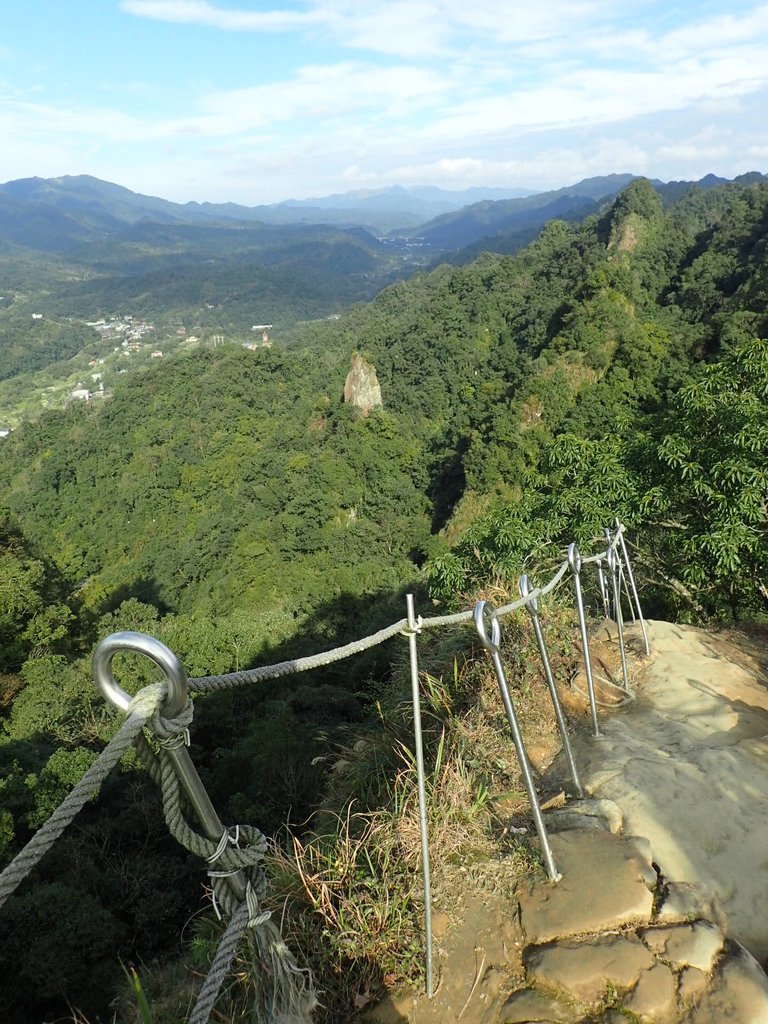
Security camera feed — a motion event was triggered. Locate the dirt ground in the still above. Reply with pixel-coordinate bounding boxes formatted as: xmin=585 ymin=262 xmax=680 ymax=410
xmin=368 ymin=618 xmax=768 ymax=1024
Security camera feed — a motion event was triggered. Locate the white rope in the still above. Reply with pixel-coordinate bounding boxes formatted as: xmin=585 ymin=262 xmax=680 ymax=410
xmin=190 ymin=618 xmax=410 ymax=693
xmin=190 ymin=557 xmax=587 ymax=692
xmin=0 ymin=523 xmax=631 ymax=908
xmin=189 ymin=544 xmax=602 ymax=695
xmin=0 ymin=684 xmax=164 ymax=908
xmin=188 ymin=902 xmax=249 ymax=1024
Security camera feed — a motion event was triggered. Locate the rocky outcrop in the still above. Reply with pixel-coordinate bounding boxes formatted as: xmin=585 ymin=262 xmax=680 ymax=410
xmin=504 ymin=824 xmax=768 ymax=1024
xmin=367 ymin=620 xmax=768 ymax=1024
xmin=344 ymin=353 xmax=382 ymax=415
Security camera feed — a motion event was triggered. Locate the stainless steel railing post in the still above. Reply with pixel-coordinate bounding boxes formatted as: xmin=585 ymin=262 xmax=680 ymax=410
xmin=519 ymin=575 xmax=583 ymax=796
xmin=474 ymin=601 xmax=560 ymax=882
xmin=614 ymin=518 xmax=650 ymax=655
xmin=605 ymin=537 xmax=630 ymax=694
xmin=568 ymin=544 xmax=600 ymax=737
xmin=405 ymin=595 xmax=434 ymax=998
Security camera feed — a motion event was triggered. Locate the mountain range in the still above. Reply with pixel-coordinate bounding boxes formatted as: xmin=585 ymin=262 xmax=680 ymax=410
xmin=0 ymin=168 xmax=763 ymax=400
xmin=0 ymin=175 xmax=534 ymax=239
xmin=1 ymin=171 xmax=758 ymax=263
xmin=0 ymin=172 xmax=641 ymax=253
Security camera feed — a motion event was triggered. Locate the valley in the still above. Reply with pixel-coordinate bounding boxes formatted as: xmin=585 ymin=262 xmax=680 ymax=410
xmin=1 ymin=168 xmax=767 ymax=1023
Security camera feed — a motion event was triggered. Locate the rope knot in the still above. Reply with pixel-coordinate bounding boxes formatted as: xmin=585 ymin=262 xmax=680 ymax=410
xmin=204 ymin=825 xmax=269 ymax=923
xmin=245 ymin=879 xmax=272 ymax=928
xmin=401 ymin=615 xmax=423 ymax=638
xmin=204 ymin=824 xmax=268 ymax=874
xmin=149 ymin=694 xmax=194 ymax=745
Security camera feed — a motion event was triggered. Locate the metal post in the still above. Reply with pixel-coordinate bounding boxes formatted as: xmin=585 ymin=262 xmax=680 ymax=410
xmin=596 ymin=561 xmax=611 ymax=619
xmin=474 ymin=601 xmax=560 ymax=882
xmin=405 ymin=594 xmax=434 ymax=998
xmin=605 ymin=528 xmax=620 ymax=621
xmin=605 ymin=546 xmax=630 ymax=693
xmin=614 ymin=518 xmax=650 ymax=655
xmin=612 ymin=524 xmax=637 ymax=623
xmin=621 ymin=562 xmax=637 ymax=623
xmin=568 ymin=544 xmax=600 ymax=738
xmin=519 ymin=575 xmax=583 ymax=795
xmin=93 ymin=631 xmax=247 ymax=902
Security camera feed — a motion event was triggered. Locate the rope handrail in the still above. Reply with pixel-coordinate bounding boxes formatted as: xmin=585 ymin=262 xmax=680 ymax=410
xmin=190 ymin=536 xmax=616 ymax=692
xmin=0 ymin=519 xmax=634 ymax=1024
xmin=0 ymin=683 xmax=165 ymax=908
xmin=190 ymin=617 xmax=410 ymax=693
xmin=0 ymin=534 xmax=615 ymax=907
xmin=0 ymin=528 xmax=626 ymax=913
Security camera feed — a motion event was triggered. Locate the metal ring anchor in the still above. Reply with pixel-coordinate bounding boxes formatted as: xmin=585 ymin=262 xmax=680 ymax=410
xmin=93 ymin=630 xmax=188 ymax=717
xmin=567 ymin=543 xmax=582 ymax=576
xmin=474 ymin=600 xmax=502 ymax=654
xmin=92 ymin=630 xmax=247 ymax=902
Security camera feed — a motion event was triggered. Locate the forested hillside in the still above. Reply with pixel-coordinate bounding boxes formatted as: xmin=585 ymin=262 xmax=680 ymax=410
xmin=416 ymin=171 xmax=637 ymax=251
xmin=0 ymin=174 xmax=532 ymax=234
xmin=1 ymin=175 xmax=767 ymax=1021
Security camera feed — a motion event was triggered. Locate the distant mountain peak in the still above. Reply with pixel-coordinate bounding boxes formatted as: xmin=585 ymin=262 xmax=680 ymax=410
xmin=0 ymin=171 xmax=763 ymax=257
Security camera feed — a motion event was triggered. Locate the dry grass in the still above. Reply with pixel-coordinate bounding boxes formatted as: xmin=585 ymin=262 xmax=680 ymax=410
xmin=106 ymin=586 xmax=586 ymax=1024
xmin=265 ymin=591 xmax=584 ymax=1022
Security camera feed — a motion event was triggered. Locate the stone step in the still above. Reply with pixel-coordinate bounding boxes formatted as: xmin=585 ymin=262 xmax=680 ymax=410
xmin=495 ymin=822 xmax=768 ymax=1024
xmin=518 ymin=829 xmax=656 ymax=945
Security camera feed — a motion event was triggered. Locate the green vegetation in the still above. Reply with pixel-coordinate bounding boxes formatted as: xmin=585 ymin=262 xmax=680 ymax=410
xmin=1 ymin=174 xmax=768 ymax=1021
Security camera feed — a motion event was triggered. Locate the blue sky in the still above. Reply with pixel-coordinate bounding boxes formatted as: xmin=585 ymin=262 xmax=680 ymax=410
xmin=1 ymin=1 xmax=767 ymax=204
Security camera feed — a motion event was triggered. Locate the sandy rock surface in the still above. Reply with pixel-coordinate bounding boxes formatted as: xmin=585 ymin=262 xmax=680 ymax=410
xmin=568 ymin=619 xmax=768 ymax=961
xmin=369 ymin=620 xmax=768 ymax=1024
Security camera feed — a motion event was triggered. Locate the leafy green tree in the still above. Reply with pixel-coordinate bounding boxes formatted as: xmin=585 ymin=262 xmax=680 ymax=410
xmin=653 ymin=336 xmax=768 ymax=614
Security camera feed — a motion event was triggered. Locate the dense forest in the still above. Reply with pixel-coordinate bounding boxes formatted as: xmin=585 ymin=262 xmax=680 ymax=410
xmin=0 ymin=170 xmax=673 ymax=381
xmin=1 ymin=174 xmax=767 ymax=1021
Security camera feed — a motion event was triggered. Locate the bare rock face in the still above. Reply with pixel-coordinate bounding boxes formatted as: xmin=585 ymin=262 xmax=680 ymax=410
xmin=524 ymin=933 xmax=656 ymax=1004
xmin=518 ymin=830 xmax=655 ymax=945
xmin=344 ymin=353 xmax=382 ymax=415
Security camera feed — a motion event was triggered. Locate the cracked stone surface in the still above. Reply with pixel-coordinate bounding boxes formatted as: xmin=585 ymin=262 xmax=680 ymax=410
xmin=497 ymin=988 xmax=581 ymax=1023
xmin=656 ymin=881 xmax=726 ymax=932
xmin=682 ymin=944 xmax=768 ymax=1023
xmin=545 ymin=797 xmax=623 ymax=834
xmin=639 ymin=922 xmax=724 ymax=972
xmin=524 ymin=934 xmax=656 ymax=1004
xmin=561 ymin=620 xmax=768 ymax=961
xmin=678 ymin=966 xmax=709 ymax=1004
xmin=624 ymin=961 xmax=677 ymax=1022
xmin=518 ymin=830 xmax=654 ymax=944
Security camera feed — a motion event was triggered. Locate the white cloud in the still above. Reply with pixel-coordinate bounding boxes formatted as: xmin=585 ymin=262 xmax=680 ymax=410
xmin=387 ymin=142 xmax=651 ymax=192
xmin=654 ymin=4 xmax=768 ymax=60
xmin=196 ymin=61 xmax=450 ymax=129
xmin=414 ymin=44 xmax=768 ymax=146
xmin=656 ymin=142 xmax=730 ymax=164
xmin=119 ymin=0 xmax=768 ymax=67
xmin=120 ymin=0 xmax=323 ymax=31
xmin=341 ymin=164 xmax=378 ymax=184
xmin=2 ymin=1 xmax=768 ymax=202
xmin=116 ymin=0 xmax=768 ymax=137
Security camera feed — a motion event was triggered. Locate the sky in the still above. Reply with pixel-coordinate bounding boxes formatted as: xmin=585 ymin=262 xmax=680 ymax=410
xmin=1 ymin=0 xmax=767 ymax=205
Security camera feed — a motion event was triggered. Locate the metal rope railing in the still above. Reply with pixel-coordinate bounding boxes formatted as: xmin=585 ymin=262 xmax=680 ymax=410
xmin=0 ymin=518 xmax=648 ymax=1023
